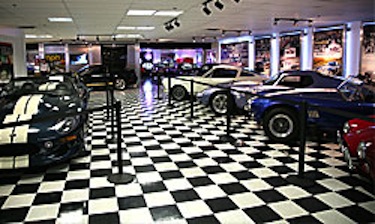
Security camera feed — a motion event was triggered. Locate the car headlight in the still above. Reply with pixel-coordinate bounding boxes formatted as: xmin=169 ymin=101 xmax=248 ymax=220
xmin=342 ymin=122 xmax=351 ymax=134
xmin=51 ymin=116 xmax=79 ymax=134
xmin=357 ymin=141 xmax=368 ymax=160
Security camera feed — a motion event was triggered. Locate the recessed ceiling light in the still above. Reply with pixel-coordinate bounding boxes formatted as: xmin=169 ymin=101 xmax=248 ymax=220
xmin=115 ymin=34 xmax=144 ymax=39
xmin=136 ymin=26 xmax=155 ymax=30
xmin=48 ymin=17 xmax=73 ymax=22
xmin=117 ymin=26 xmax=136 ymax=30
xmin=126 ymin=10 xmax=156 ymax=16
xmin=25 ymin=34 xmax=53 ymax=38
xmin=154 ymin=10 xmax=183 ymax=16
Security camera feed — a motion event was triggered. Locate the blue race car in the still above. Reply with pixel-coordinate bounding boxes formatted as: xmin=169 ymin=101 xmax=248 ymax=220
xmin=0 ymin=75 xmax=89 ymax=169
xmin=197 ymin=70 xmax=345 ymax=115
xmin=248 ymin=80 xmax=374 ymax=143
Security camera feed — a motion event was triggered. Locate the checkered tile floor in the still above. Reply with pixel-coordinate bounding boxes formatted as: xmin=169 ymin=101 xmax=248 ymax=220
xmin=1 ymin=81 xmax=374 ymax=223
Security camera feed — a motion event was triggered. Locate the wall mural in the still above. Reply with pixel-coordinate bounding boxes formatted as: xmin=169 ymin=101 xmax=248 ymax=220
xmin=313 ymin=29 xmax=343 ymax=76
xmin=361 ymin=24 xmax=375 ymax=81
xmin=279 ymin=34 xmax=300 ymax=71
xmin=0 ymin=42 xmax=13 ymax=84
xmin=221 ymin=41 xmax=249 ymax=67
xmin=255 ymin=38 xmax=271 ymax=76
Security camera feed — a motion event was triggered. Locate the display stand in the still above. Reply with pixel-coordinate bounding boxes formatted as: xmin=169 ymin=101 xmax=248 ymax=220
xmin=286 ymin=101 xmax=315 ymax=187
xmin=167 ymin=75 xmax=173 ymax=108
xmin=190 ymin=79 xmax=195 ymax=120
xmin=107 ymin=101 xmax=134 ymax=184
xmin=155 ymin=73 xmax=161 ymax=100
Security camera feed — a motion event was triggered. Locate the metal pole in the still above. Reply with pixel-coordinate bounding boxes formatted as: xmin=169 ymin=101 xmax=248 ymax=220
xmin=298 ymin=101 xmax=308 ymax=177
xmin=110 ymin=73 xmax=115 ymax=139
xmin=226 ymin=88 xmax=231 ymax=137
xmin=168 ymin=75 xmax=172 ymax=107
xmin=105 ymin=74 xmax=110 ymax=120
xmin=157 ymin=73 xmax=160 ymax=100
xmin=116 ymin=100 xmax=123 ymax=174
xmin=190 ymin=79 xmax=194 ymax=119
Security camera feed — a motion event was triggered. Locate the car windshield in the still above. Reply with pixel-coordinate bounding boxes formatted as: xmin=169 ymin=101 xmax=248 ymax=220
xmin=1 ymin=77 xmax=74 ymax=97
xmin=338 ymin=80 xmax=375 ymax=102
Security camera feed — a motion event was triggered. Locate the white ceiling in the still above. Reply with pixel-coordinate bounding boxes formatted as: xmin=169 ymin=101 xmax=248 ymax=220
xmin=0 ymin=0 xmax=374 ymax=43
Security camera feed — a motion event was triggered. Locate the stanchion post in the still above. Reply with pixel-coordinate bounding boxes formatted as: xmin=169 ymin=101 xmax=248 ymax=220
xmin=190 ymin=79 xmax=194 ymax=119
xmin=298 ymin=100 xmax=307 ymax=177
xmin=157 ymin=73 xmax=161 ymax=100
xmin=105 ymin=74 xmax=110 ymax=120
xmin=116 ymin=101 xmax=123 ymax=174
xmin=110 ymin=73 xmax=115 ymax=137
xmin=226 ymin=88 xmax=232 ymax=137
xmin=285 ymin=100 xmax=314 ymax=187
xmin=168 ymin=75 xmax=172 ymax=107
xmin=107 ymin=100 xmax=134 ymax=184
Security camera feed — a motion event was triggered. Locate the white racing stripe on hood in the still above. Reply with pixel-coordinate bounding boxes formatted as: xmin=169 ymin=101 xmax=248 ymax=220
xmin=0 ymin=155 xmax=29 ymax=169
xmin=38 ymin=83 xmax=57 ymax=91
xmin=0 ymin=94 xmax=43 ymax=145
xmin=264 ymin=88 xmax=337 ymax=97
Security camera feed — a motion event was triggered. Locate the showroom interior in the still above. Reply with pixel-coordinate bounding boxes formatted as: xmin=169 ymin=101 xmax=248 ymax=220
xmin=0 ymin=0 xmax=374 ymax=223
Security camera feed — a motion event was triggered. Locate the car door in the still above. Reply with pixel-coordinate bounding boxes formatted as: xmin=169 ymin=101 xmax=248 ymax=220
xmin=193 ymin=68 xmax=238 ymax=93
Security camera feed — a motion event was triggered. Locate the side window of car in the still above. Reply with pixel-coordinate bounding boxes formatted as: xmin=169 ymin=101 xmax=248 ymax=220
xmin=211 ymin=69 xmax=237 ymax=78
xmin=279 ymin=76 xmax=302 ymax=88
xmin=240 ymin=71 xmax=255 ymax=77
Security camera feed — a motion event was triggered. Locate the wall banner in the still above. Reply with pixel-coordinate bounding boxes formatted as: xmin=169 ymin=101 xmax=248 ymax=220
xmin=220 ymin=41 xmax=249 ymax=67
xmin=279 ymin=34 xmax=300 ymax=71
xmin=361 ymin=24 xmax=375 ymax=81
xmin=313 ymin=29 xmax=343 ymax=76
xmin=255 ymin=38 xmax=271 ymax=75
xmin=0 ymin=42 xmax=13 ymax=83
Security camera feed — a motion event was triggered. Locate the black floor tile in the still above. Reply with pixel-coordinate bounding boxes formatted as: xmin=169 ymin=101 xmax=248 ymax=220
xmin=160 ymin=171 xmax=183 ymax=180
xmin=141 ymin=181 xmax=167 ymax=193
xmin=0 ymin=207 xmax=29 ymax=223
xmin=287 ymin=215 xmax=322 ymax=224
xmin=188 ymin=177 xmax=215 ymax=187
xmin=255 ymin=190 xmax=287 ymax=203
xmin=244 ymin=205 xmax=282 ymax=223
xmin=43 ymin=173 xmax=67 ymax=182
xmin=33 ymin=192 xmax=62 ymax=205
xmin=187 ymin=215 xmax=220 ymax=224
xmin=118 ymin=196 xmax=146 ymax=210
xmin=89 ymin=187 xmax=116 ymax=199
xmin=172 ymin=189 xmax=201 ymax=202
xmin=219 ymin=183 xmax=248 ymax=195
xmin=338 ymin=206 xmax=375 ymax=223
xmin=150 ymin=205 xmax=183 ymax=222
xmin=202 ymin=166 xmax=226 ymax=174
xmin=205 ymin=197 xmax=238 ymax=213
xmin=294 ymin=197 xmax=330 ymax=213
xmin=64 ymin=180 xmax=89 ymax=190
xmin=11 ymin=184 xmax=40 ymax=195
xmin=89 ymin=212 xmax=119 ymax=224
xmin=59 ymin=201 xmax=88 ymax=216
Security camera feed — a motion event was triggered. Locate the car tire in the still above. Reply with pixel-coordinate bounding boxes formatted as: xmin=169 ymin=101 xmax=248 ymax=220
xmin=171 ymin=85 xmax=187 ymax=101
xmin=263 ymin=107 xmax=298 ymax=142
xmin=209 ymin=92 xmax=233 ymax=115
xmin=115 ymin=78 xmax=126 ymax=90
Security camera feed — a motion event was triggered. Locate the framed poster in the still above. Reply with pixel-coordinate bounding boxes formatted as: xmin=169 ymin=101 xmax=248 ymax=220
xmin=361 ymin=24 xmax=375 ymax=81
xmin=45 ymin=53 xmax=65 ymax=74
xmin=221 ymin=41 xmax=248 ymax=67
xmin=0 ymin=42 xmax=13 ymax=84
xmin=255 ymin=38 xmax=271 ymax=75
xmin=313 ymin=28 xmax=343 ymax=76
xmin=279 ymin=34 xmax=300 ymax=70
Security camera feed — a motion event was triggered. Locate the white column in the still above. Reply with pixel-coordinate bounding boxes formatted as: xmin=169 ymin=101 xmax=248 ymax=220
xmin=65 ymin=43 xmax=70 ymax=73
xmin=270 ymin=33 xmax=280 ymax=76
xmin=0 ymin=27 xmax=27 ymax=77
xmin=248 ymin=36 xmax=255 ymax=71
xmin=301 ymin=27 xmax=314 ymax=70
xmin=345 ymin=21 xmax=362 ymax=77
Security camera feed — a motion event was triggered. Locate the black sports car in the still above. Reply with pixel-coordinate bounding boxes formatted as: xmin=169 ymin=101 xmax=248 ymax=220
xmin=76 ymin=65 xmax=137 ymax=90
xmin=0 ymin=75 xmax=89 ymax=169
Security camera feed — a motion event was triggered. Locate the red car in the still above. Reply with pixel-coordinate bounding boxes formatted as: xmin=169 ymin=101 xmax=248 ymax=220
xmin=339 ymin=116 xmax=375 ymax=184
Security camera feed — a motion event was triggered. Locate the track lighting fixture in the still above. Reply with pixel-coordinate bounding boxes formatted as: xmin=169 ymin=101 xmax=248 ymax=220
xmin=192 ymin=37 xmax=196 ymax=43
xmin=163 ymin=17 xmax=180 ymax=32
xmin=214 ymin=0 xmax=224 ymax=10
xmin=96 ymin=35 xmax=99 ymax=41
xmin=233 ymin=0 xmax=240 ymax=2
xmin=273 ymin=17 xmax=314 ymax=28
xmin=219 ymin=29 xmax=252 ymax=37
xmin=76 ymin=36 xmax=80 ymax=41
xmin=221 ymin=30 xmax=226 ymax=37
xmin=202 ymin=3 xmax=212 ymax=15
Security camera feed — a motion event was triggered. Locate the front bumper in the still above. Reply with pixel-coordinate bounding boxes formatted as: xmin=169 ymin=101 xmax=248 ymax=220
xmin=337 ymin=130 xmax=358 ymax=170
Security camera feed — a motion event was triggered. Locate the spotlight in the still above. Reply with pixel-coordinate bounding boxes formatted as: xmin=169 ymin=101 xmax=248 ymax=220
xmin=273 ymin=18 xmax=279 ymax=26
xmin=192 ymin=37 xmax=196 ymax=43
xmin=237 ymin=30 xmax=241 ymax=36
xmin=202 ymin=4 xmax=211 ymax=15
xmin=214 ymin=0 xmax=224 ymax=10
xmin=308 ymin=20 xmax=313 ymax=27
xmin=293 ymin=20 xmax=298 ymax=26
xmin=202 ymin=36 xmax=206 ymax=42
xmin=112 ymin=36 xmax=116 ymax=41
xmin=174 ymin=19 xmax=180 ymax=27
xmin=164 ymin=22 xmax=174 ymax=31
xmin=248 ymin=30 xmax=252 ymax=35
xmin=96 ymin=35 xmax=100 ymax=41
xmin=221 ymin=30 xmax=226 ymax=37
xmin=76 ymin=36 xmax=80 ymax=41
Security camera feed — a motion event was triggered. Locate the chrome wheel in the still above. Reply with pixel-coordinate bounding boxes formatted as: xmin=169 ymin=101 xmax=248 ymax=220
xmin=115 ymin=79 xmax=126 ymax=90
xmin=268 ymin=114 xmax=294 ymax=138
xmin=211 ymin=94 xmax=228 ymax=115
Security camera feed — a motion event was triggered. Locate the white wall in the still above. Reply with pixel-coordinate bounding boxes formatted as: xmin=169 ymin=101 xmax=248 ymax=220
xmin=0 ymin=27 xmax=27 ymax=77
